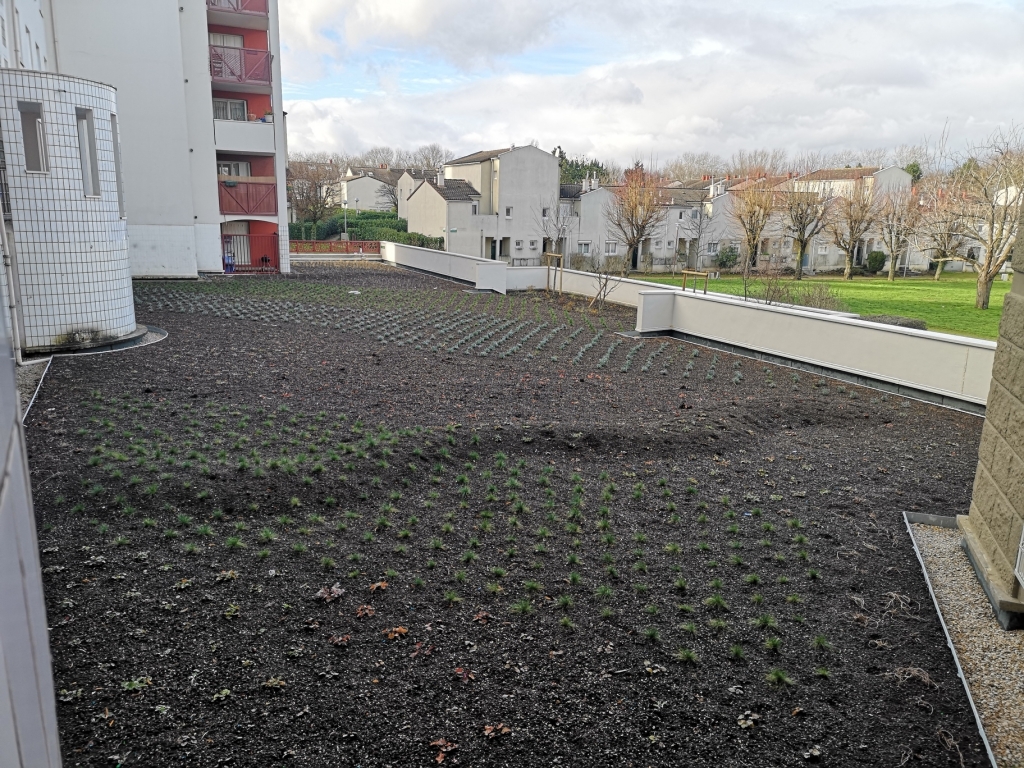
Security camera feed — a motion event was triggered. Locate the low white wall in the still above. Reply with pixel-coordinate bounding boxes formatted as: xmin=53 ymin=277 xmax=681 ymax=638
xmin=637 ymin=289 xmax=995 ymax=406
xmin=381 ymin=242 xmax=508 ymax=294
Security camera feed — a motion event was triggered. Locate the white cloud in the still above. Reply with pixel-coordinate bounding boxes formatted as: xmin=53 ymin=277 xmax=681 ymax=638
xmin=280 ymin=0 xmax=1024 ymax=163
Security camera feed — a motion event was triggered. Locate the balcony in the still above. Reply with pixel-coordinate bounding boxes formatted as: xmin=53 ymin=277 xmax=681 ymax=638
xmin=209 ymin=46 xmax=272 ymax=91
xmin=214 ymin=119 xmax=277 ymax=154
xmin=219 ymin=180 xmax=278 ymax=216
xmin=206 ymin=0 xmax=270 ymax=29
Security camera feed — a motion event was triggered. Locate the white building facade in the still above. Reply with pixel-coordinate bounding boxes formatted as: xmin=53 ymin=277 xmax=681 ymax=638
xmin=49 ymin=0 xmax=290 ymax=277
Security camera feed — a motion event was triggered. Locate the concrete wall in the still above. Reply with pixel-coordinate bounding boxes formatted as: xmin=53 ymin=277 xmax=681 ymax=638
xmin=0 ymin=302 xmax=63 ymax=767
xmin=406 ymin=185 xmax=448 ymax=245
xmin=396 ymin=173 xmax=424 ymax=220
xmin=0 ymin=0 xmax=53 ymax=70
xmin=381 ymin=241 xmax=506 ymax=293
xmin=635 ymin=288 xmax=994 ymax=406
xmin=343 ymin=175 xmax=393 ymax=212
xmin=959 ymin=257 xmax=1024 ymax=627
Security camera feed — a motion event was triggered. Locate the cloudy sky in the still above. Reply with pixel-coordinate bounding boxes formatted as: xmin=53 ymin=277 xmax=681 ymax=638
xmin=279 ymin=0 xmax=1024 ymax=163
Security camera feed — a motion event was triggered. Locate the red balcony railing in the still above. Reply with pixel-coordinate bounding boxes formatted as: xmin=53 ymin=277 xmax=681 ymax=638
xmin=219 ymin=181 xmax=278 ymax=215
xmin=290 ymin=240 xmax=381 ymax=255
xmin=207 ymin=0 xmax=269 ymax=15
xmin=210 ymin=45 xmax=272 ymax=86
xmin=222 ymin=234 xmax=279 ymax=274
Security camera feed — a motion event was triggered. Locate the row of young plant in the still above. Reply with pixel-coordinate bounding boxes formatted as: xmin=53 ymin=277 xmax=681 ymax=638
xmin=55 ymin=396 xmax=835 ymax=683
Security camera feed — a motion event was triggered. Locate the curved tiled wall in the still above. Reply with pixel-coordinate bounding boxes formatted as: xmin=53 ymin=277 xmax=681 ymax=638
xmin=0 ymin=69 xmax=137 ymax=352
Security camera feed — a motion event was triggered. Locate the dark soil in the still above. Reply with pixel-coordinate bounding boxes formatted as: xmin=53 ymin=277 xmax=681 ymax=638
xmin=28 ymin=264 xmax=987 ymax=767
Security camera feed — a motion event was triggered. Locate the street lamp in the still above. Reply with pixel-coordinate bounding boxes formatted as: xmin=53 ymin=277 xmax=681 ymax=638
xmin=342 ymin=199 xmax=348 ymax=235
xmin=355 ymin=197 xmax=360 ymax=214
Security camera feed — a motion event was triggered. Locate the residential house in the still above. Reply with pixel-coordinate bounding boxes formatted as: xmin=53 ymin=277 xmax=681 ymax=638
xmin=406 ymin=145 xmax=560 ymax=264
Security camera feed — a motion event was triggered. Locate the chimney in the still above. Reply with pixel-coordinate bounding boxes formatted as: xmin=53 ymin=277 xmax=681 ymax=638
xmin=436 ymin=171 xmax=443 ymax=186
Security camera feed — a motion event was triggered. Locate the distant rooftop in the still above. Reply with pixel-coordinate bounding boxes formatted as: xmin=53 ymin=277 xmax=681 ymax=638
xmin=447 ymin=148 xmax=511 ymax=165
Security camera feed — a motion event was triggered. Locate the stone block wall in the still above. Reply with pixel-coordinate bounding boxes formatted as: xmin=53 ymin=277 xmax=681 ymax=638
xmin=960 ymin=259 xmax=1024 ymax=628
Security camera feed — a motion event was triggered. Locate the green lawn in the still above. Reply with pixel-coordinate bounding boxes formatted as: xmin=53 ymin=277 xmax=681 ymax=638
xmin=635 ymin=271 xmax=1012 ymax=340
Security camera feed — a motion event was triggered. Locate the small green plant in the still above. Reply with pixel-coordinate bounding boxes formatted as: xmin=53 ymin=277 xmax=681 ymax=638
xmin=642 ymin=626 xmax=661 ymax=643
xmin=811 ymin=635 xmax=832 ymax=651
xmin=509 ymin=599 xmax=533 ymax=615
xmin=766 ymin=668 xmax=793 ymax=686
xmin=443 ymin=590 xmax=462 ymax=604
xmin=729 ymin=644 xmax=746 ymax=661
xmin=675 ymin=648 xmax=698 ymax=664
xmin=765 ymin=636 xmax=782 ymax=653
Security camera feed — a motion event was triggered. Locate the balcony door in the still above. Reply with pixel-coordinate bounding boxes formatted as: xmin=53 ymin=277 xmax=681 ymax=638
xmin=217 ymin=161 xmax=251 ymax=178
xmin=209 ymin=33 xmax=244 ymax=48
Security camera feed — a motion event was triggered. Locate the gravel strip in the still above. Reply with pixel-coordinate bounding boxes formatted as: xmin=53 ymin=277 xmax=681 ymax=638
xmin=913 ymin=524 xmax=1024 ymax=768
xmin=16 ymin=359 xmax=47 ymax=415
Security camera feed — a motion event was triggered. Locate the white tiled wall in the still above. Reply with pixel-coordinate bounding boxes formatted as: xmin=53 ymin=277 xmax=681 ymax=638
xmin=0 ymin=68 xmax=136 ymax=351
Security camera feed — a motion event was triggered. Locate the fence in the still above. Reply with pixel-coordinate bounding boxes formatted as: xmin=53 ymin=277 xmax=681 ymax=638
xmin=222 ymin=234 xmax=279 ymax=273
xmin=290 ymin=240 xmax=381 ymax=255
xmin=209 ymin=45 xmax=272 ymax=86
xmin=207 ymin=0 xmax=269 ymax=13
xmin=218 ymin=181 xmax=277 ymax=215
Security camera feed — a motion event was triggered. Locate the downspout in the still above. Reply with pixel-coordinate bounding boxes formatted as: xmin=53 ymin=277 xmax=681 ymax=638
xmin=0 ymin=221 xmax=23 ymax=365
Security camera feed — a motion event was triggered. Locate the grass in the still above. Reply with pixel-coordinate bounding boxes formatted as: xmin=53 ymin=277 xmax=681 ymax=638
xmin=636 ymin=271 xmax=1011 ymax=339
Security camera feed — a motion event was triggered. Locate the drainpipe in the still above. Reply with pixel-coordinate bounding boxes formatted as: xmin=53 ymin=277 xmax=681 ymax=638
xmin=0 ymin=221 xmax=23 ymax=365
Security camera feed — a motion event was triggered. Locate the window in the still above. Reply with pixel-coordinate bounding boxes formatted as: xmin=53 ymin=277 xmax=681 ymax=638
xmin=514 ymin=239 xmax=523 ymax=250
xmin=110 ymin=114 xmax=126 ymax=218
xmin=605 ymin=241 xmax=618 ymax=255
xmin=529 ymin=240 xmax=538 ymax=250
xmin=579 ymin=242 xmax=591 ymax=256
xmin=76 ymin=108 xmax=100 ymax=197
xmin=505 ymin=206 xmax=512 ymax=218
xmin=678 ymin=210 xmax=684 ymax=220
xmin=817 ymin=242 xmax=828 ymax=255
xmin=541 ymin=207 xmax=549 ymax=219
xmin=1 ymin=15 xmax=6 ymax=48
xmin=209 ymin=32 xmax=245 ymax=48
xmin=654 ymin=240 xmax=662 ymax=249
xmin=217 ymin=161 xmax=251 ymax=177
xmin=213 ymin=98 xmax=248 ymax=121
xmin=666 ymin=240 xmax=674 ymax=251
xmin=471 ymin=203 xmax=478 ymax=215
xmin=707 ymin=241 xmax=720 ymax=254
xmin=19 ymin=101 xmax=47 ymax=172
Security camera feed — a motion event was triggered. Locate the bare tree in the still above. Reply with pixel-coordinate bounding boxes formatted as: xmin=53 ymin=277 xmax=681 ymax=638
xmin=412 ymin=144 xmax=455 ymax=169
xmin=826 ymin=179 xmax=880 ymax=280
xmin=914 ymin=179 xmax=967 ymax=281
xmin=288 ymin=155 xmax=341 ymax=226
xmin=780 ymin=182 xmax=834 ymax=280
xmin=361 ymin=146 xmax=396 ymax=167
xmin=950 ymin=126 xmax=1024 ymax=308
xmin=536 ymin=196 xmax=576 ymax=259
xmin=729 ymin=149 xmax=789 ymax=178
xmin=858 ymin=148 xmax=891 ymax=168
xmin=678 ymin=185 xmax=715 ymax=272
xmin=666 ymin=152 xmax=727 ymax=182
xmin=605 ymin=163 xmax=669 ymax=275
xmin=877 ymin=185 xmax=921 ymax=282
xmin=729 ymin=181 xmax=777 ymax=281
xmin=377 ymin=183 xmax=399 ymax=212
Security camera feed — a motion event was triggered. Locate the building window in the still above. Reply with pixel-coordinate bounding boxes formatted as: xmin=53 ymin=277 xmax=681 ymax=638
xmin=213 ymin=98 xmax=248 ymax=121
xmin=654 ymin=240 xmax=662 ymax=250
xmin=217 ymin=161 xmax=251 ymax=177
xmin=1 ymin=16 xmax=6 ymax=49
xmin=817 ymin=242 xmax=828 ymax=255
xmin=707 ymin=241 xmax=720 ymax=254
xmin=579 ymin=242 xmax=591 ymax=256
xmin=19 ymin=101 xmax=48 ymax=172
xmin=505 ymin=206 xmax=513 ymax=218
xmin=529 ymin=240 xmax=538 ymax=250
xmin=471 ymin=203 xmax=478 ymax=215
xmin=110 ymin=114 xmax=126 ymax=218
xmin=514 ymin=239 xmax=523 ymax=250
xmin=76 ymin=108 xmax=101 ymax=197
xmin=209 ymin=32 xmax=245 ymax=48
xmin=605 ymin=241 xmax=617 ymax=255
xmin=691 ymin=209 xmax=699 ymax=220
xmin=541 ymin=207 xmax=549 ymax=219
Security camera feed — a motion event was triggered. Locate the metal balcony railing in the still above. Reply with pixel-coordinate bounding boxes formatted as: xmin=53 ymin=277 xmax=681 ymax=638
xmin=209 ymin=45 xmax=272 ymax=87
xmin=222 ymin=234 xmax=279 ymax=273
xmin=219 ymin=181 xmax=278 ymax=216
xmin=206 ymin=0 xmax=269 ymax=15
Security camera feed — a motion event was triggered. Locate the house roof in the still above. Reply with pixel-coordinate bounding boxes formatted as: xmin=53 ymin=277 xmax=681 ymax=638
xmin=347 ymin=167 xmax=436 ymax=186
xmin=447 ymin=148 xmax=511 ymax=165
xmin=798 ymin=167 xmax=882 ymax=182
xmin=418 ymin=178 xmax=481 ymax=202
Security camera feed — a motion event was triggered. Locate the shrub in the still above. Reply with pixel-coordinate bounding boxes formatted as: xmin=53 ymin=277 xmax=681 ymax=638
xmin=714 ymin=245 xmax=740 ymax=270
xmin=866 ymin=250 xmax=887 ymax=274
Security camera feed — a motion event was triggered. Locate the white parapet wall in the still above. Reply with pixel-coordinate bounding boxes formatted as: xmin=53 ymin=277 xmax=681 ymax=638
xmin=637 ymin=288 xmax=995 ymax=408
xmin=380 ymin=246 xmax=995 ymax=409
xmin=381 ymin=242 xmax=507 ymax=294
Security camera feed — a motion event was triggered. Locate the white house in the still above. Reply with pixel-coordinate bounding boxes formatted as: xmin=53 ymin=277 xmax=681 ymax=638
xmin=406 ymin=145 xmax=560 ymax=265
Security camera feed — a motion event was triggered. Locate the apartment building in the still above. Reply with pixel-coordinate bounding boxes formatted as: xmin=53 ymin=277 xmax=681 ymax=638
xmin=49 ymin=0 xmax=290 ymax=277
xmin=406 ymin=145 xmax=560 ymax=264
